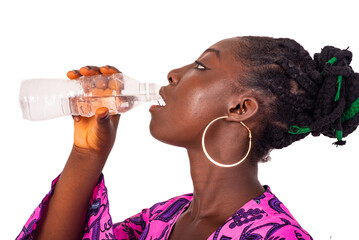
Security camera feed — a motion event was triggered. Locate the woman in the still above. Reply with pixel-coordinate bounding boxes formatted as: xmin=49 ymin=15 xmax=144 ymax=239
xmin=17 ymin=36 xmax=359 ymax=239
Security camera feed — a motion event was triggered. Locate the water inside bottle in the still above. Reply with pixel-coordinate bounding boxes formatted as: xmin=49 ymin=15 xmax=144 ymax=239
xmin=68 ymin=73 xmax=141 ymax=117
xmin=69 ymin=95 xmax=138 ymax=117
xmin=19 ymin=73 xmax=161 ymax=120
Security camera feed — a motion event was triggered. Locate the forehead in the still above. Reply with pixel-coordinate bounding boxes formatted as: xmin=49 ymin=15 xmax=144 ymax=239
xmin=208 ymin=38 xmax=237 ymax=56
xmin=202 ymin=38 xmax=242 ymax=73
xmin=198 ymin=38 xmax=239 ymax=66
xmin=211 ymin=38 xmax=237 ymax=48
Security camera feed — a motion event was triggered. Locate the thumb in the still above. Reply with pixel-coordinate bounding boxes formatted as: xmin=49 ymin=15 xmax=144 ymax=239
xmin=95 ymin=107 xmax=111 ymax=126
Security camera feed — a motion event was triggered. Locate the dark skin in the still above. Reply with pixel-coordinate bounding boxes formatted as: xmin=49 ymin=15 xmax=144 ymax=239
xmin=34 ymin=65 xmax=121 ymax=240
xmin=151 ymin=38 xmax=265 ymax=240
xmin=33 ymin=38 xmax=265 ymax=240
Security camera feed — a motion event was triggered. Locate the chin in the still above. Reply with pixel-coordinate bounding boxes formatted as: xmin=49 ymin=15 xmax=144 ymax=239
xmin=149 ymin=120 xmax=161 ymax=140
xmin=149 ymin=119 xmax=168 ymax=143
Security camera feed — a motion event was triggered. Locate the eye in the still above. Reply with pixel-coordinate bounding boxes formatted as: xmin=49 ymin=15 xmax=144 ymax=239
xmin=195 ymin=61 xmax=209 ymax=70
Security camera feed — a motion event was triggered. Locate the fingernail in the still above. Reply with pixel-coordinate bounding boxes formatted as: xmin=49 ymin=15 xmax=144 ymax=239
xmin=100 ymin=112 xmax=109 ymax=121
xmin=99 ymin=109 xmax=109 ymax=119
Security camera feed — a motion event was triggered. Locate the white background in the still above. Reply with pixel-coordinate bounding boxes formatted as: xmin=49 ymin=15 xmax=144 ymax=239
xmin=1 ymin=0 xmax=358 ymax=239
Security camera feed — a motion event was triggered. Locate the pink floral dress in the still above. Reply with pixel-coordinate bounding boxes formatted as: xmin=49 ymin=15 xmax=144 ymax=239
xmin=17 ymin=174 xmax=312 ymax=240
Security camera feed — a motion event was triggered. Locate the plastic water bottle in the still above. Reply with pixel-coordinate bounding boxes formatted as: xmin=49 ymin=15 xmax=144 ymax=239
xmin=19 ymin=73 xmax=164 ymax=121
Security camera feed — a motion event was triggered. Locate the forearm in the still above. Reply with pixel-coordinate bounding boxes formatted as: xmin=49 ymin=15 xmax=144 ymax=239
xmin=34 ymin=145 xmax=108 ymax=240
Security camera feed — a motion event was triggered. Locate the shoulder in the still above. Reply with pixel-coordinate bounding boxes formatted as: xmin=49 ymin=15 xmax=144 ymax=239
xmin=245 ymin=215 xmax=312 ymax=239
xmin=268 ymin=224 xmax=313 ymax=239
xmin=218 ymin=186 xmax=312 ymax=239
xmin=258 ymin=186 xmax=303 ymax=225
xmin=253 ymin=186 xmax=312 ymax=238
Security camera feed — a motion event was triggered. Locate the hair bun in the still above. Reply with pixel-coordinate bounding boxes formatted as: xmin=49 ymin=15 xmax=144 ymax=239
xmin=236 ymin=37 xmax=359 ymax=156
xmin=310 ymin=46 xmax=358 ymax=145
xmin=314 ymin=46 xmax=353 ymax=72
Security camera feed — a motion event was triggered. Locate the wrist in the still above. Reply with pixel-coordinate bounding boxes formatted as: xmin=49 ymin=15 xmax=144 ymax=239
xmin=69 ymin=144 xmax=109 ymax=173
xmin=72 ymin=144 xmax=109 ymax=160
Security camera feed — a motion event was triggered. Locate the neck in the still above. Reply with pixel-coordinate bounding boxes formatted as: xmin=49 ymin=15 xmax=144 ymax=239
xmin=185 ymin=148 xmax=264 ymax=223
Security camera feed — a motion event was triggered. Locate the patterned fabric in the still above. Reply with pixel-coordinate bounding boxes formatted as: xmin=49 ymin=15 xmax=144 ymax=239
xmin=17 ymin=174 xmax=312 ymax=240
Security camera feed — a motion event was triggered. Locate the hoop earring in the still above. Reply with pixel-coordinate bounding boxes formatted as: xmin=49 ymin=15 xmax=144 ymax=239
xmin=201 ymin=116 xmax=252 ymax=168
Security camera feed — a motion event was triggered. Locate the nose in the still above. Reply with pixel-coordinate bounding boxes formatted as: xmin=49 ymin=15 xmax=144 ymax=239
xmin=167 ymin=68 xmax=180 ymax=86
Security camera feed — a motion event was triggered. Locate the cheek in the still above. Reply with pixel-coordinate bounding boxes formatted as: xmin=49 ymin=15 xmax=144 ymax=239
xmin=149 ymin=96 xmax=221 ymax=147
xmin=171 ymin=87 xmax=217 ymax=127
xmin=149 ymin=78 xmax=229 ymax=146
xmin=184 ymin=85 xmax=227 ymax=120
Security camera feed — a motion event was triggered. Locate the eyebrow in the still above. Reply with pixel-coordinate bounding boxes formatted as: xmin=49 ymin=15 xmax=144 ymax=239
xmin=203 ymin=48 xmax=220 ymax=59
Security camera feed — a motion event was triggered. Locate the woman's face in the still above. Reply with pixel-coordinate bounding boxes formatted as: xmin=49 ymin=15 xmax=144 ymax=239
xmin=149 ymin=38 xmax=244 ymax=148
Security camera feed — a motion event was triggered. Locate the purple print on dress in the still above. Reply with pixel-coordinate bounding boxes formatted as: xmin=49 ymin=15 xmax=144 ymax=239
xmin=268 ymin=197 xmax=293 ymax=219
xmin=16 ymin=177 xmax=312 ymax=240
xmin=154 ymin=198 xmax=189 ymax=222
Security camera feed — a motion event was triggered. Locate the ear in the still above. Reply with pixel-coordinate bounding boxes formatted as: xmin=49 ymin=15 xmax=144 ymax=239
xmin=226 ymin=96 xmax=259 ymax=122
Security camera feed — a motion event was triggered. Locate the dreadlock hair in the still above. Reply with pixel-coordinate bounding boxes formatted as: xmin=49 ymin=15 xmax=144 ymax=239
xmin=234 ymin=36 xmax=359 ymax=162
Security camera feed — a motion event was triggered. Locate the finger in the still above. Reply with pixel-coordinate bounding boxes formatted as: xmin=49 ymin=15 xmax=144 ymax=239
xmin=79 ymin=66 xmax=101 ymax=76
xmin=95 ymin=107 xmax=121 ymax=127
xmin=95 ymin=107 xmax=110 ymax=124
xmin=100 ymin=65 xmax=121 ymax=75
xmin=67 ymin=70 xmax=82 ymax=80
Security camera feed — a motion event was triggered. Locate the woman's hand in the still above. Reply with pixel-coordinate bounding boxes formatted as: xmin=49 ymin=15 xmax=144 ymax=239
xmin=34 ymin=65 xmax=122 ymax=240
xmin=33 ymin=65 xmax=121 ymax=238
xmin=67 ymin=65 xmax=121 ymax=158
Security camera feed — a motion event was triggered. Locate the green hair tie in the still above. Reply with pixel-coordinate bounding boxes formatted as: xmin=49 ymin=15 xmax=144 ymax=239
xmin=333 ymin=129 xmax=346 ymax=147
xmin=327 ymin=57 xmax=337 ymax=65
xmin=321 ymin=57 xmax=338 ymax=76
xmin=334 ymin=75 xmax=343 ymax=102
xmin=325 ymin=57 xmax=342 ymax=102
xmin=288 ymin=125 xmax=311 ymax=134
xmin=336 ymin=130 xmax=343 ymax=141
xmin=342 ymin=97 xmax=359 ymax=122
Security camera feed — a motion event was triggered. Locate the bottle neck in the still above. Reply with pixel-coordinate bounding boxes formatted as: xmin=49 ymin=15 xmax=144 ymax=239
xmin=139 ymin=83 xmax=161 ymax=102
